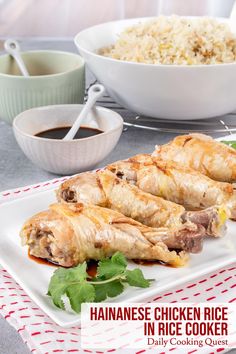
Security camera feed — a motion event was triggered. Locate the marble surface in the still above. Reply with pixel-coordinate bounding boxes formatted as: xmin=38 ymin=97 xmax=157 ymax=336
xmin=0 ymin=39 xmax=235 ymax=354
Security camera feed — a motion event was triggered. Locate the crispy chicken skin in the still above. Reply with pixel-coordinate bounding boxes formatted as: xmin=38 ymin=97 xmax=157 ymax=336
xmin=20 ymin=203 xmax=190 ymax=267
xmin=106 ymin=155 xmax=230 ymax=236
xmin=58 ymin=170 xmax=186 ymax=229
xmin=153 ymin=133 xmax=236 ymax=183
xmin=125 ymin=155 xmax=235 ymax=217
xmin=57 ymin=170 xmax=206 ymax=252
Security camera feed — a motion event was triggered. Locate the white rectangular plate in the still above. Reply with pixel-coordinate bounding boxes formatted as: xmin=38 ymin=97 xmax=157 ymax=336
xmin=1 ymin=185 xmax=236 ymax=328
xmin=0 ymin=135 xmax=236 ymax=328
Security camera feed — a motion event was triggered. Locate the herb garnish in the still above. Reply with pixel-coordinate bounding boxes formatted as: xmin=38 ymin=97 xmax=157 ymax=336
xmin=47 ymin=252 xmax=152 ymax=313
xmin=221 ymin=140 xmax=236 ymax=149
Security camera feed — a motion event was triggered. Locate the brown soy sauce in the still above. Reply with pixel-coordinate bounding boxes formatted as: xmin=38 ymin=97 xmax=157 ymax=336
xmin=132 ymin=259 xmax=176 ymax=268
xmin=28 ymin=250 xmax=98 ymax=276
xmin=28 ymin=250 xmax=57 ymax=267
xmin=35 ymin=126 xmax=103 ymax=140
xmin=87 ymin=260 xmax=98 ymax=278
xmin=28 ymin=252 xmax=175 ymax=270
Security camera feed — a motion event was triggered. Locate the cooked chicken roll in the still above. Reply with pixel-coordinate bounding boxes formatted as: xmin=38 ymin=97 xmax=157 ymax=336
xmin=20 ymin=203 xmax=190 ymax=267
xmin=106 ymin=155 xmax=229 ymax=236
xmin=57 ymin=169 xmax=227 ymax=238
xmin=124 ymin=155 xmax=235 ymax=216
xmin=58 ymin=170 xmax=187 ymax=228
xmin=57 ymin=170 xmax=206 ymax=250
xmin=153 ymin=133 xmax=236 ymax=183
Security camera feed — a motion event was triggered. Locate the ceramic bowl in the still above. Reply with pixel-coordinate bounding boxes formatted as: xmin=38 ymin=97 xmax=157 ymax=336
xmin=0 ymin=50 xmax=85 ymax=124
xmin=13 ymin=104 xmax=123 ymax=175
xmin=75 ymin=16 xmax=236 ymax=120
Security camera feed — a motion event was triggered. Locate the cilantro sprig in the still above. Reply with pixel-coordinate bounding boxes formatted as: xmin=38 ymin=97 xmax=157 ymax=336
xmin=47 ymin=252 xmax=152 ymax=313
xmin=221 ymin=140 xmax=236 ymax=149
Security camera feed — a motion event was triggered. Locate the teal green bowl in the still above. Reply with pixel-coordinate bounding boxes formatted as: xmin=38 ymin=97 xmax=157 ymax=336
xmin=0 ymin=50 xmax=85 ymax=124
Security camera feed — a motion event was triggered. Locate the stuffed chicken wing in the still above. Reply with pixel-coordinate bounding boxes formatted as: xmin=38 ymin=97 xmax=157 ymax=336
xmin=153 ymin=133 xmax=236 ymax=183
xmin=58 ymin=170 xmax=187 ymax=228
xmin=57 ymin=170 xmax=206 ymax=252
xmin=20 ymin=203 xmax=189 ymax=267
xmin=106 ymin=155 xmax=230 ymax=236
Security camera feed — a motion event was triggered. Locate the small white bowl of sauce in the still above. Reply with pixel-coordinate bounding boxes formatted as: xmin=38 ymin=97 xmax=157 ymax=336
xmin=35 ymin=126 xmax=103 ymax=140
xmin=13 ymin=104 xmax=123 ymax=174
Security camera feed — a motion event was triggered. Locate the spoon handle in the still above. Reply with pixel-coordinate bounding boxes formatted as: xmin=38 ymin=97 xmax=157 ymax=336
xmin=4 ymin=39 xmax=30 ymax=77
xmin=63 ymin=84 xmax=105 ymax=141
xmin=13 ymin=52 xmax=30 ymax=77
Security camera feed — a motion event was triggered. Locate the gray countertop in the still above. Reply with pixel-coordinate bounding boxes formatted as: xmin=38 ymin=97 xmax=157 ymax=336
xmin=0 ymin=39 xmax=235 ymax=354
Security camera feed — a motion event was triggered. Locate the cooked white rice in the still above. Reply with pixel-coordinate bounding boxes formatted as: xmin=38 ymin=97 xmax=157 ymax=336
xmin=100 ymin=16 xmax=236 ymax=65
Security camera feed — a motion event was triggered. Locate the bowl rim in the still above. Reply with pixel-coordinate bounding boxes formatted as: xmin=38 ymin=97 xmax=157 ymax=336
xmin=74 ymin=15 xmax=236 ymax=69
xmin=0 ymin=50 xmax=85 ymax=79
xmin=13 ymin=104 xmax=124 ymax=143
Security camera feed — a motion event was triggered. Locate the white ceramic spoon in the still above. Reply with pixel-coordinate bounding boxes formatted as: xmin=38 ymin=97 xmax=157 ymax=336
xmin=4 ymin=39 xmax=30 ymax=77
xmin=229 ymin=0 xmax=236 ymax=34
xmin=63 ymin=84 xmax=105 ymax=141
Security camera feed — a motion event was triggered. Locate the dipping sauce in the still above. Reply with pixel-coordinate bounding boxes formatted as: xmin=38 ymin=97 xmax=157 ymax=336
xmin=28 ymin=250 xmax=58 ymax=267
xmin=35 ymin=126 xmax=103 ymax=140
xmin=133 ymin=259 xmax=176 ymax=268
xmin=28 ymin=250 xmax=98 ymax=277
xmin=87 ymin=260 xmax=98 ymax=278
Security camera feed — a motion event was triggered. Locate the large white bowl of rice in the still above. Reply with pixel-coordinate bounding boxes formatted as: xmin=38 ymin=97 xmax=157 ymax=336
xmin=75 ymin=16 xmax=236 ymax=120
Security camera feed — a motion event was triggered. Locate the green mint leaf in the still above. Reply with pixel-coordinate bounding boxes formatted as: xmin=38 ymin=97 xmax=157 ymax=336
xmin=125 ymin=269 xmax=151 ymax=288
xmin=97 ymin=252 xmax=127 ymax=279
xmin=94 ymin=280 xmax=124 ymax=302
xmin=66 ymin=282 xmax=95 ymax=313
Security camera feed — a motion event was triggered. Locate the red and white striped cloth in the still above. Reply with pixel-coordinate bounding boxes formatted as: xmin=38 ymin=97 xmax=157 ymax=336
xmin=0 ymin=178 xmax=236 ymax=354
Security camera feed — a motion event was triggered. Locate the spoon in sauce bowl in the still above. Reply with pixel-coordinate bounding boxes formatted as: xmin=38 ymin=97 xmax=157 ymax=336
xmin=63 ymin=83 xmax=105 ymax=141
xmin=4 ymin=39 xmax=30 ymax=77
